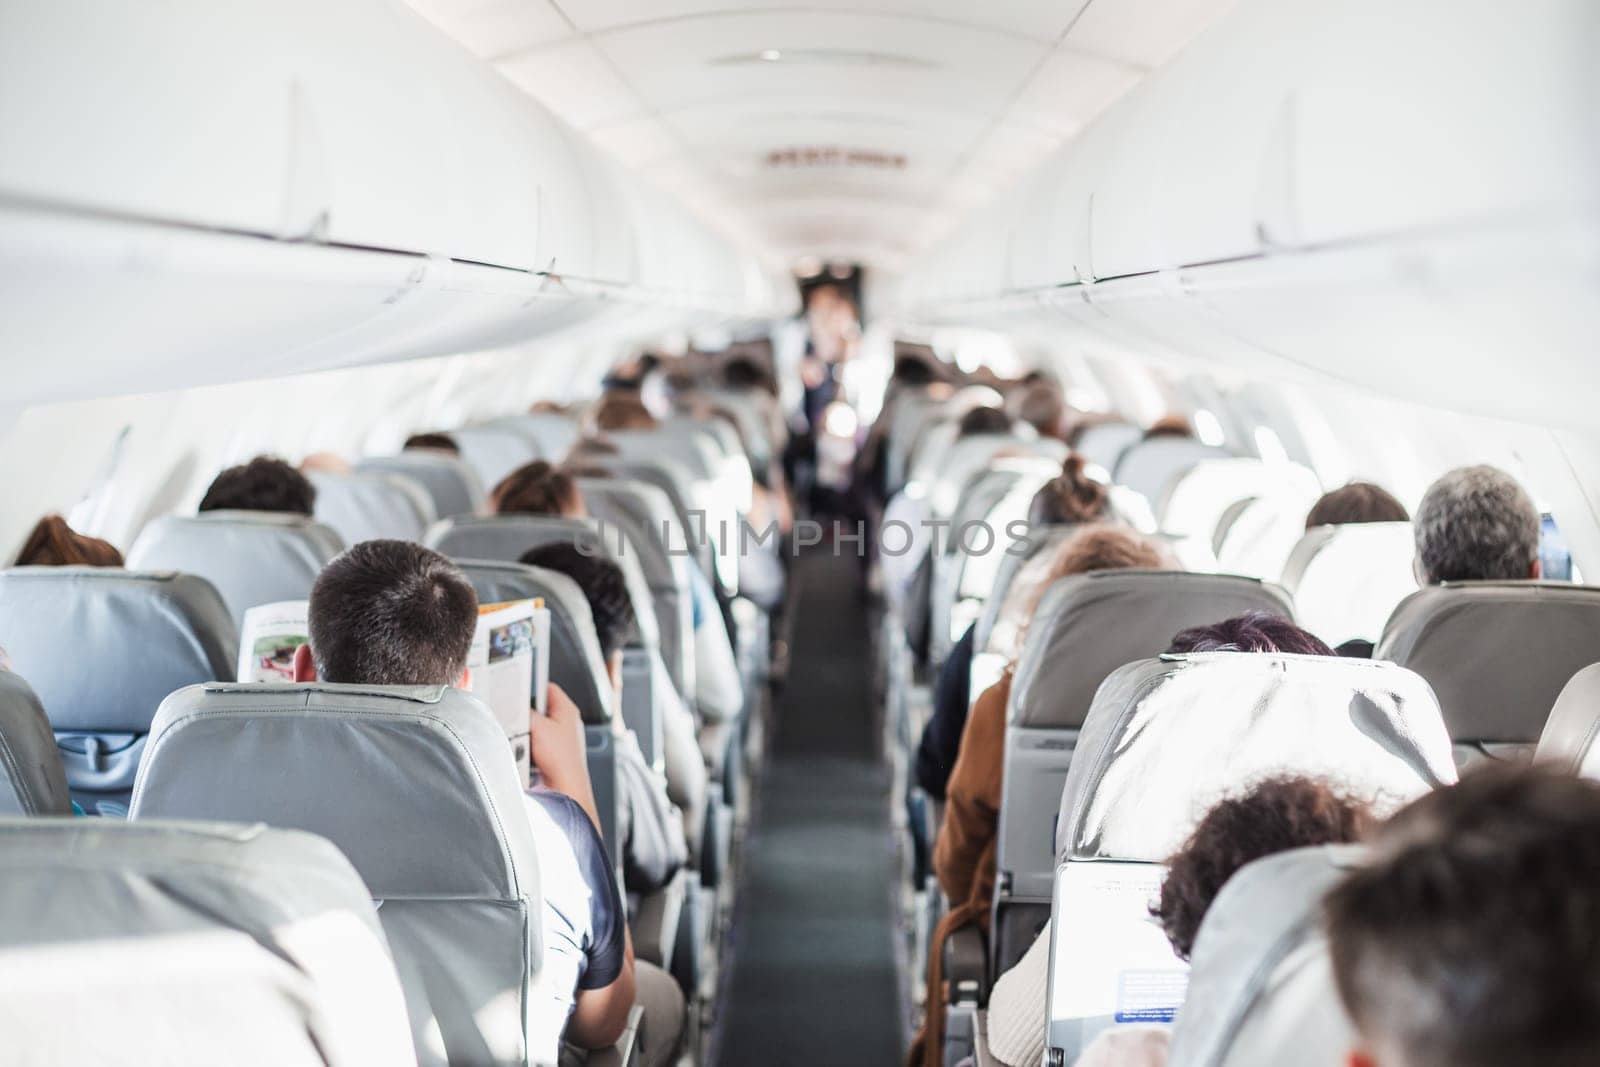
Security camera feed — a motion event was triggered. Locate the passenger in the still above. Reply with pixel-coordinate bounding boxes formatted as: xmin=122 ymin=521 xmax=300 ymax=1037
xmin=1143 ymin=414 xmax=1194 ymax=440
xmin=289 ymin=540 xmax=634 ymax=1062
xmin=590 ymin=392 xmax=658 ymax=433
xmin=981 ymin=617 xmax=1341 ymax=1067
xmin=403 ymin=431 xmax=460 ymax=456
xmin=911 ymin=524 xmax=1170 ymax=1066
xmin=914 ymin=457 xmax=1113 ymax=802
xmin=197 ymin=455 xmax=315 ymax=515
xmin=1412 ymin=464 xmax=1541 ymax=583
xmin=518 ymin=541 xmax=694 ymax=897
xmin=954 ymin=405 xmax=1013 ymax=439
xmin=1325 ymin=763 xmax=1600 ymax=1067
xmin=297 ymin=452 xmax=351 ymax=475
xmin=987 ymin=777 xmax=1373 ymax=1067
xmin=13 ymin=514 xmax=123 ymax=567
xmin=491 ymin=460 xmax=586 ymax=517
xmin=1304 ymin=482 xmax=1409 ymax=528
xmin=1011 ymin=381 xmax=1067 ymax=441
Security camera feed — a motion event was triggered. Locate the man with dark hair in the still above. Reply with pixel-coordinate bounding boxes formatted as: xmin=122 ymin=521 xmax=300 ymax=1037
xmin=522 ymin=543 xmax=636 ymax=661
xmin=291 ymin=540 xmax=638 ymax=1064
xmin=955 ymin=405 xmax=1013 ymax=439
xmin=1324 ymin=763 xmax=1600 ymax=1067
xmin=1412 ymin=464 xmax=1541 ymax=583
xmin=1012 ymin=382 xmax=1067 ymax=441
xmin=491 ymin=460 xmax=584 ymax=518
xmin=197 ymin=456 xmax=316 ymax=515
xmin=1305 ymin=482 xmax=1409 ymax=528
xmin=402 ymin=432 xmax=460 ymax=457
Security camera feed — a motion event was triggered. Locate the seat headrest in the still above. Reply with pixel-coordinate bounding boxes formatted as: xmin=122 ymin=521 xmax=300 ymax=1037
xmin=1157 ymin=458 xmax=1319 ymax=541
xmin=480 ymin=412 xmax=579 ymax=459
xmin=1283 ymin=522 xmax=1417 ymax=646
xmin=307 ymin=469 xmax=436 ymax=545
xmin=1073 ymin=421 xmax=1143 ymax=474
xmin=1009 ymin=570 xmax=1295 ymax=728
xmin=125 ymin=512 xmax=342 ymax=629
xmin=1113 ymin=438 xmax=1229 ymax=507
xmin=1536 ymin=662 xmax=1600 ymax=777
xmin=0 ymin=567 xmax=237 ymax=733
xmin=1376 ymin=581 xmax=1600 ymax=744
xmin=606 ymin=428 xmax=718 ymax=481
xmin=457 ymin=559 xmax=614 ymax=724
xmin=449 ymin=425 xmax=538 ymax=489
xmin=577 ymin=478 xmax=693 ymax=592
xmin=358 ymin=452 xmax=485 ymax=520
xmin=1056 ymin=654 xmax=1455 ymax=861
xmin=0 ymin=817 xmax=415 ymax=1066
xmin=0 ymin=671 xmax=71 ymax=815
xmin=132 ymin=682 xmax=541 ymax=906
xmin=1166 ymin=845 xmax=1364 ymax=1067
xmin=425 ymin=514 xmax=660 ymax=648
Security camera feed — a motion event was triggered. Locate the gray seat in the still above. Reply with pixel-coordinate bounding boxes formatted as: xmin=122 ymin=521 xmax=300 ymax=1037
xmin=1073 ymin=421 xmax=1143 ymax=475
xmin=0 ymin=671 xmax=71 ymax=815
xmin=481 ymin=412 xmax=580 ymax=460
xmin=1282 ymin=522 xmax=1416 ymax=647
xmin=1112 ymin=437 xmax=1229 ymax=508
xmin=1156 ymin=458 xmax=1318 ymax=543
xmin=358 ymin=453 xmax=485 ymax=521
xmin=0 ymin=567 xmax=236 ymax=813
xmin=131 ymin=682 xmax=543 ymax=1067
xmin=308 ymin=469 xmax=437 ymax=545
xmin=1045 ymin=653 xmax=1453 ymax=1063
xmin=991 ymin=571 xmax=1294 ymax=973
xmin=126 ymin=511 xmax=344 ymax=630
xmin=1535 ymin=662 xmax=1600 ymax=778
xmin=1376 ymin=581 xmax=1600 ymax=764
xmin=451 ymin=425 xmax=539 ymax=491
xmin=1165 ymin=846 xmax=1365 ymax=1067
xmin=0 ymin=817 xmax=417 ymax=1066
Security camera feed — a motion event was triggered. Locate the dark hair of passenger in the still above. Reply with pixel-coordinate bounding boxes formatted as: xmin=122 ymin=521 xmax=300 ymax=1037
xmin=1014 ymin=382 xmax=1067 ymax=439
xmin=591 ymin=392 xmax=657 ymax=432
xmin=1167 ymin=611 xmax=1335 ymax=656
xmin=1048 ymin=523 xmax=1169 ymax=579
xmin=520 ymin=543 xmax=637 ymax=661
xmin=955 ymin=405 xmax=1013 ymax=439
xmin=1304 ymin=481 xmax=1409 ymax=529
xmin=197 ymin=456 xmax=316 ymax=516
xmin=1026 ymin=454 xmax=1111 ymax=527
xmin=1143 ymin=414 xmax=1194 ymax=440
xmin=1157 ymin=775 xmax=1373 ymax=960
xmin=490 ymin=460 xmax=583 ymax=517
xmin=1325 ymin=763 xmax=1600 ymax=1067
xmin=307 ymin=540 xmax=478 ymax=686
xmin=403 ymin=432 xmax=460 ymax=457
xmin=14 ymin=515 xmax=124 ymax=567
xmin=892 ymin=354 xmax=941 ymax=386
xmin=720 ymin=355 xmax=777 ymax=395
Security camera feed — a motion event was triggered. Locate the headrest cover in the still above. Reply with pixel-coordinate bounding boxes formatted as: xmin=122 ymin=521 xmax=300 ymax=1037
xmin=1377 ymin=581 xmax=1600 ymax=743
xmin=1166 ymin=845 xmax=1364 ymax=1067
xmin=0 ymin=817 xmax=415 ymax=1066
xmin=0 ymin=671 xmax=71 ymax=815
xmin=132 ymin=682 xmax=541 ymax=908
xmin=426 ymin=515 xmax=660 ymax=647
xmin=1113 ymin=438 xmax=1228 ymax=506
xmin=308 ymin=469 xmax=436 ymax=546
xmin=0 ymin=567 xmax=237 ymax=733
xmin=1056 ymin=654 xmax=1455 ymax=861
xmin=1282 ymin=522 xmax=1416 ymax=646
xmin=457 ymin=560 xmax=614 ymax=723
xmin=1536 ymin=662 xmax=1600 ymax=778
xmin=126 ymin=512 xmax=342 ymax=628
xmin=358 ymin=453 xmax=485 ymax=520
xmin=1009 ymin=571 xmax=1295 ymax=728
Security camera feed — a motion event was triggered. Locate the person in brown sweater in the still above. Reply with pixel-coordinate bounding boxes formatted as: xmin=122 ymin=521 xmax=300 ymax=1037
xmin=909 ymin=523 xmax=1170 ymax=1066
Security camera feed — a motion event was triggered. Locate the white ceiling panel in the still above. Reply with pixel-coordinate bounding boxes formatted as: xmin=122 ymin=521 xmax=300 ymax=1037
xmin=408 ymin=0 xmax=570 ymax=59
xmin=1065 ymin=0 xmax=1240 ymax=69
xmin=1009 ymin=46 xmax=1147 ymax=134
xmin=497 ymin=39 xmax=642 ymax=127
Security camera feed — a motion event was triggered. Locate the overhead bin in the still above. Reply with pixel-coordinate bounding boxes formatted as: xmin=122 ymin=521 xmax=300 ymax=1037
xmin=893 ymin=0 xmax=1600 ymax=431
xmin=0 ymin=0 xmax=777 ymax=407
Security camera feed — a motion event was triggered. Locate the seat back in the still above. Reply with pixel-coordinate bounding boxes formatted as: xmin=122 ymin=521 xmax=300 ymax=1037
xmin=358 ymin=453 xmax=485 ymax=520
xmin=1282 ymin=522 xmax=1417 ymax=646
xmin=1535 ymin=662 xmax=1600 ymax=778
xmin=131 ymin=682 xmax=542 ymax=1067
xmin=1112 ymin=438 xmax=1228 ymax=509
xmin=1214 ymin=496 xmax=1309 ymax=580
xmin=1376 ymin=581 xmax=1600 ymax=761
xmin=1073 ymin=421 xmax=1143 ymax=475
xmin=1165 ymin=846 xmax=1364 ymax=1067
xmin=451 ymin=425 xmax=539 ymax=490
xmin=308 ymin=469 xmax=437 ymax=545
xmin=994 ymin=573 xmax=1295 ymax=969
xmin=481 ymin=412 xmax=580 ymax=459
xmin=1045 ymin=654 xmax=1453 ymax=1063
xmin=0 ymin=818 xmax=417 ymax=1067
xmin=0 ymin=567 xmax=236 ymax=812
xmin=0 ymin=671 xmax=71 ymax=815
xmin=126 ymin=511 xmax=343 ymax=629
xmin=1157 ymin=459 xmax=1318 ymax=543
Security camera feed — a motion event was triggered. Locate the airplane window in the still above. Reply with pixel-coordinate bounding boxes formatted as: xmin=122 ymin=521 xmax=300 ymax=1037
xmin=1541 ymin=513 xmax=1574 ymax=582
xmin=1252 ymin=426 xmax=1290 ymax=466
xmin=1192 ymin=409 xmax=1226 ymax=448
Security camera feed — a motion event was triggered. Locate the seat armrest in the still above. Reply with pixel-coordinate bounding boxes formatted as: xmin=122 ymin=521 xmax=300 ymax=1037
xmin=973 ymin=1011 xmax=1000 ymax=1067
xmin=573 ymin=1004 xmax=645 ymax=1067
xmin=944 ymin=924 xmax=988 ymax=1006
xmin=630 ymin=870 xmax=688 ymax=968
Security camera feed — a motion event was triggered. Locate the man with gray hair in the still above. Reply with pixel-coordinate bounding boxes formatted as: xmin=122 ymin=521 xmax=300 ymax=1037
xmin=1413 ymin=464 xmax=1541 ymax=584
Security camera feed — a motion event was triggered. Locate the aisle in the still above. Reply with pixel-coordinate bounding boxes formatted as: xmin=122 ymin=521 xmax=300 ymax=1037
xmin=715 ymin=547 xmax=903 ymax=1066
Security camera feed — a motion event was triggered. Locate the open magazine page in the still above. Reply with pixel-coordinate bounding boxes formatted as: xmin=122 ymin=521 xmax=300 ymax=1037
xmin=236 ymin=601 xmax=310 ymax=683
xmin=469 ymin=599 xmax=551 ymax=787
